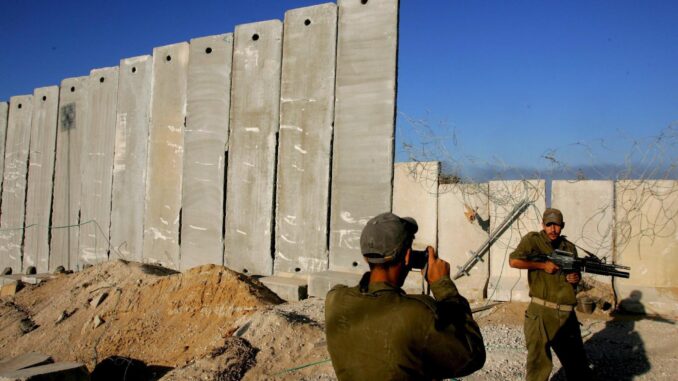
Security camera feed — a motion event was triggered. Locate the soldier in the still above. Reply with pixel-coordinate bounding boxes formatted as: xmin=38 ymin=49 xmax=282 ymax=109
xmin=509 ymin=208 xmax=594 ymax=381
xmin=325 ymin=212 xmax=486 ymax=380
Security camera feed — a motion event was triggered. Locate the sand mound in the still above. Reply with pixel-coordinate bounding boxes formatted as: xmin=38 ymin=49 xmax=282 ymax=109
xmin=0 ymin=260 xmax=283 ymax=371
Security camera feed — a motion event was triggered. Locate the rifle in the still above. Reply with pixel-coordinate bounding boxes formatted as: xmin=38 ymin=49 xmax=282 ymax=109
xmin=527 ymin=250 xmax=630 ymax=279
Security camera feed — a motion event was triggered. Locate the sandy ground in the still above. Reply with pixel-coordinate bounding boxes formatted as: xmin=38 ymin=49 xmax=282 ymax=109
xmin=1 ymin=261 xmax=676 ymax=380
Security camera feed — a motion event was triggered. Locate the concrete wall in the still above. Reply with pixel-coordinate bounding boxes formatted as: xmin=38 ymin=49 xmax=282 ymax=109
xmin=0 ymin=96 xmax=33 ymax=273
xmin=24 ymin=86 xmax=59 ymax=273
xmin=393 ymin=162 xmax=439 ymax=250
xmin=328 ymin=0 xmax=399 ymax=273
xmin=615 ymin=180 xmax=678 ymax=315
xmin=274 ymin=4 xmax=337 ymax=275
xmin=438 ymin=182 xmax=490 ymax=302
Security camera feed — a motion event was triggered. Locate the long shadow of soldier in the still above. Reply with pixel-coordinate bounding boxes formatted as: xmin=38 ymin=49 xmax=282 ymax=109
xmin=552 ymin=290 xmax=674 ymax=381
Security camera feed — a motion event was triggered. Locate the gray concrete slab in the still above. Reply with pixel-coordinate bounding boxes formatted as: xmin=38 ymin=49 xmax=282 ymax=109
xmin=78 ymin=67 xmax=119 ymax=267
xmin=23 ymin=87 xmax=59 ymax=273
xmin=328 ymin=0 xmax=399 ymax=273
xmin=438 ymin=183 xmax=490 ymax=301
xmin=0 ymin=352 xmax=52 ymax=373
xmin=259 ymin=275 xmax=308 ymax=301
xmin=274 ymin=4 xmax=337 ymax=275
xmin=224 ymin=20 xmax=282 ymax=276
xmin=0 ymin=361 xmax=88 ymax=381
xmin=110 ymin=56 xmax=153 ymax=262
xmin=180 ymin=34 xmax=233 ymax=271
xmin=615 ymin=180 xmax=678 ymax=316
xmin=487 ymin=180 xmax=545 ymax=302
xmin=393 ymin=162 xmax=439 ymax=250
xmin=50 ymin=77 xmax=88 ymax=271
xmin=143 ymin=42 xmax=189 ymax=269
xmin=307 ymin=270 xmax=362 ymax=298
xmin=0 ymin=102 xmax=8 ymax=194
xmin=0 ymin=95 xmax=33 ymax=273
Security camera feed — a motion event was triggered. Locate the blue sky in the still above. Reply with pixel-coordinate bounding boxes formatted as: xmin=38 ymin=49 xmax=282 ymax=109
xmin=1 ymin=1 xmax=676 ymax=177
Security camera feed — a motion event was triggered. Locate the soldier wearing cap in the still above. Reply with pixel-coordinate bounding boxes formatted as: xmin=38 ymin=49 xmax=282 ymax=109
xmin=325 ymin=212 xmax=486 ymax=380
xmin=509 ymin=208 xmax=594 ymax=381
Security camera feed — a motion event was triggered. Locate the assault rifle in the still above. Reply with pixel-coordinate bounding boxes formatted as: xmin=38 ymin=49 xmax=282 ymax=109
xmin=527 ymin=250 xmax=630 ymax=279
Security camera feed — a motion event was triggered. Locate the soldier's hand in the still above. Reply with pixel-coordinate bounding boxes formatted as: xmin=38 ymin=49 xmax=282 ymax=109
xmin=566 ymin=272 xmax=581 ymax=284
xmin=541 ymin=260 xmax=559 ymax=274
xmin=425 ymin=246 xmax=450 ymax=284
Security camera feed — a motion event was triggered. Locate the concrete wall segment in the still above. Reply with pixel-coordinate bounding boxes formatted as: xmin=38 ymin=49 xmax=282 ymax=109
xmin=50 ymin=76 xmax=88 ymax=271
xmin=143 ymin=42 xmax=189 ymax=269
xmin=615 ymin=180 xmax=678 ymax=315
xmin=110 ymin=55 xmax=153 ymax=262
xmin=224 ymin=20 xmax=283 ymax=276
xmin=0 ymin=95 xmax=33 ymax=273
xmin=181 ymin=34 xmax=233 ymax=271
xmin=328 ymin=0 xmax=399 ymax=273
xmin=274 ymin=4 xmax=337 ymax=275
xmin=24 ymin=86 xmax=59 ymax=273
xmin=392 ymin=161 xmax=439 ymax=250
xmin=0 ymin=102 xmax=8 ymax=195
xmin=78 ymin=67 xmax=119 ymax=266
xmin=438 ymin=182 xmax=490 ymax=301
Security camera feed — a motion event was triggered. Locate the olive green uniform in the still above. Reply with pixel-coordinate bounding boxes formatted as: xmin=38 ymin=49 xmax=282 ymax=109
xmin=510 ymin=231 xmax=593 ymax=381
xmin=325 ymin=273 xmax=486 ymax=381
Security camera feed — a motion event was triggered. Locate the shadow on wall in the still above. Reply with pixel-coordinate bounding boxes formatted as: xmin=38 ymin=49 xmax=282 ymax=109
xmin=552 ymin=290 xmax=675 ymax=381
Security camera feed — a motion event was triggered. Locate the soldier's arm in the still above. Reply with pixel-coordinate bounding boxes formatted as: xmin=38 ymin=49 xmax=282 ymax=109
xmin=421 ymin=248 xmax=486 ymax=378
xmin=508 ymin=234 xmax=559 ymax=274
xmin=423 ymin=276 xmax=486 ymax=378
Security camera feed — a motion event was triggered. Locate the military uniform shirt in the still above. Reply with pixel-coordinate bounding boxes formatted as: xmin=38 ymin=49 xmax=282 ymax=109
xmin=509 ymin=230 xmax=578 ymax=306
xmin=325 ymin=274 xmax=486 ymax=381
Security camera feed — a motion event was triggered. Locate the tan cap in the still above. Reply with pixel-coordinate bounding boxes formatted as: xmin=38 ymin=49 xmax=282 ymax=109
xmin=543 ymin=208 xmax=564 ymax=225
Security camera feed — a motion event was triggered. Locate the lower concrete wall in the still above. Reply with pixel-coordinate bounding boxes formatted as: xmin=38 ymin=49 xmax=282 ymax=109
xmin=615 ymin=180 xmax=678 ymax=316
xmin=437 ymin=183 xmax=489 ymax=301
xmin=393 ymin=162 xmax=439 ymax=250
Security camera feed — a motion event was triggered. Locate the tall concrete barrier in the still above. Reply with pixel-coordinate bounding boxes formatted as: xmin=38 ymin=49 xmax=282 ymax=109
xmin=551 ymin=180 xmax=614 ymax=259
xmin=0 ymin=95 xmax=33 ymax=273
xmin=50 ymin=77 xmax=88 ymax=271
xmin=24 ymin=86 xmax=59 ymax=273
xmin=180 ymin=34 xmax=233 ymax=271
xmin=274 ymin=4 xmax=337 ymax=275
xmin=143 ymin=43 xmax=189 ymax=268
xmin=615 ymin=180 xmax=678 ymax=316
xmin=328 ymin=0 xmax=399 ymax=273
xmin=487 ymin=180 xmax=545 ymax=302
xmin=110 ymin=56 xmax=153 ymax=262
xmin=224 ymin=20 xmax=283 ymax=276
xmin=438 ymin=183 xmax=490 ymax=301
xmin=393 ymin=162 xmax=439 ymax=250
xmin=0 ymin=102 xmax=8 ymax=193
xmin=79 ymin=67 xmax=119 ymax=266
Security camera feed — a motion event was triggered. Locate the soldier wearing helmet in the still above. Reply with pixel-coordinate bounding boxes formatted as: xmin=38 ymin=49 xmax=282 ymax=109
xmin=325 ymin=212 xmax=486 ymax=380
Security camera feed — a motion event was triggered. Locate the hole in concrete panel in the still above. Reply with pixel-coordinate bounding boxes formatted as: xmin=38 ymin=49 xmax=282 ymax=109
xmin=295 ymin=267 xmax=301 ymax=272
xmin=205 ymin=47 xmax=213 ymax=54
xmin=42 ymin=96 xmax=47 ymax=101
xmin=100 ymin=77 xmax=105 ymax=83
xmin=252 ymin=33 xmax=259 ymax=41
xmin=70 ymin=86 xmax=75 ymax=92
xmin=18 ymin=104 xmax=22 ymax=109
xmin=243 ymin=269 xmax=249 ymax=274
xmin=131 ymin=66 xmax=137 ymax=73
xmin=352 ymin=261 xmax=358 ymax=267
xmin=304 ymin=19 xmax=311 ymax=26
xmin=361 ymin=0 xmax=368 ymax=4
xmin=166 ymin=55 xmax=172 ymax=62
